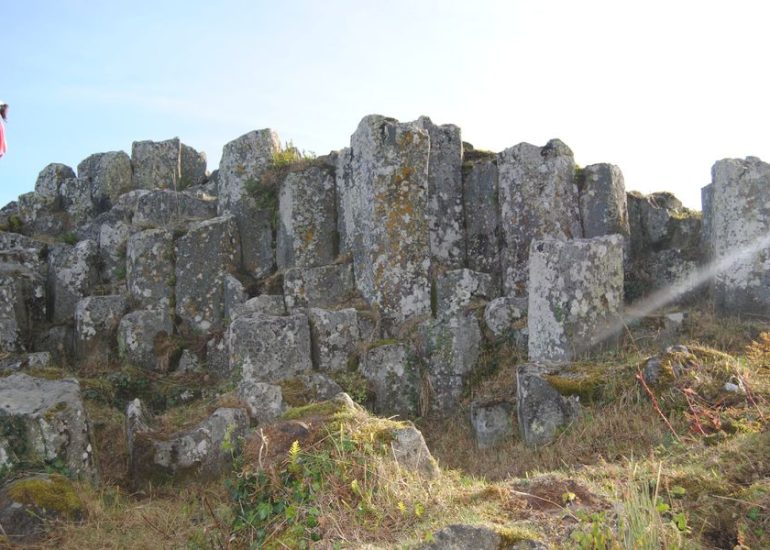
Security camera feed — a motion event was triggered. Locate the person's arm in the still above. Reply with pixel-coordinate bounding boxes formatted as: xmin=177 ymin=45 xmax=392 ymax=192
xmin=0 ymin=120 xmax=6 ymax=157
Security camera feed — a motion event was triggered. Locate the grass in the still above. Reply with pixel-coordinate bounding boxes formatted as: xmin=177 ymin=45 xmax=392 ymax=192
xmin=12 ymin=309 xmax=770 ymax=548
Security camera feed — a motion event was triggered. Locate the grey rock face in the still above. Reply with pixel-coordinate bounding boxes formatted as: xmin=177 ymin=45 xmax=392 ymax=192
xmin=217 ymin=129 xmax=281 ymax=211
xmin=128 ymin=402 xmax=248 ymax=488
xmin=416 ymin=116 xmax=465 ymax=271
xmin=205 ymin=334 xmax=230 ymax=378
xmin=132 ymin=189 xmax=216 ymax=228
xmin=419 ymin=315 xmax=482 ymax=413
xmin=528 ymin=236 xmax=624 ymax=363
xmin=231 ymin=295 xmax=286 ymax=319
xmin=470 ymin=400 xmax=513 ymax=449
xmin=217 ymin=130 xmax=281 ymax=279
xmin=308 ymin=308 xmax=359 ymax=372
xmin=463 ymin=157 xmax=502 ymax=289
xmin=16 ymin=191 xmax=66 ymax=237
xmin=59 ymin=177 xmax=98 ymax=228
xmin=360 ymin=343 xmax=418 ymax=417
xmin=126 ymin=229 xmax=175 ymax=310
xmin=176 ymin=349 xmax=200 ymax=374
xmin=131 ymin=138 xmax=207 ymax=190
xmin=335 ymin=147 xmax=356 ymax=255
xmin=77 ymin=151 xmax=133 ymax=205
xmin=223 ymin=274 xmax=247 ymax=321
xmin=435 ymin=268 xmax=495 ymax=319
xmin=701 ymin=183 xmax=714 ymax=261
xmin=47 ymin=241 xmax=100 ymax=324
xmin=277 ymin=164 xmax=337 ymax=269
xmin=0 ymin=374 xmax=96 ymax=479
xmin=498 ymin=139 xmax=582 ymax=296
xmin=0 ymin=256 xmax=48 ymax=353
xmin=74 ymin=295 xmax=127 ymax=360
xmin=483 ymin=296 xmax=528 ymax=338
xmin=229 ymin=313 xmax=312 ymax=384
xmin=35 ymin=163 xmax=75 ymax=203
xmin=283 ymin=263 xmax=355 ymax=309
xmin=708 ymin=156 xmax=770 ymax=316
xmin=346 ymin=115 xmax=432 ymax=322
xmin=0 ymin=274 xmax=24 ymax=352
xmin=237 ymin=381 xmax=286 ymax=424
xmin=517 ymin=366 xmax=580 ymax=446
xmin=579 ymin=164 xmax=630 ymax=251
xmin=95 ymin=216 xmax=133 ymax=283
xmin=175 ymin=215 xmax=241 ymax=333
xmin=390 ymin=426 xmax=439 ymax=479
xmin=117 ymin=309 xmax=174 ymax=371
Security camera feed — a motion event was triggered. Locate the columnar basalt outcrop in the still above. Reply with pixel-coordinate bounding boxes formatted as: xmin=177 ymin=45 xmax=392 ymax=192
xmin=1 ymin=112 xmax=768 ymax=495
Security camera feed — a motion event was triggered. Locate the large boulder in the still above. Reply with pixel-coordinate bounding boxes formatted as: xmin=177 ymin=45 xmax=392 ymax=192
xmin=516 ymin=365 xmax=580 ymax=447
xmin=390 ymin=425 xmax=440 ymax=479
xmin=131 ymin=138 xmax=207 ymax=190
xmin=0 ymin=255 xmax=48 ymax=353
xmin=276 ymin=163 xmax=337 ymax=269
xmin=0 ymin=474 xmax=85 ymax=544
xmin=463 ymin=154 xmax=502 ymax=290
xmin=228 ymin=313 xmax=312 ymax=384
xmin=416 ymin=116 xmax=465 ymax=272
xmin=421 ymin=524 xmax=545 ymax=550
xmin=0 ymin=374 xmax=96 ymax=479
xmin=47 ymin=241 xmax=100 ymax=324
xmin=59 ymin=177 xmax=98 ymax=228
xmin=77 ymin=151 xmax=133 ymax=205
xmin=16 ymin=191 xmax=66 ymax=236
xmin=528 ymin=235 xmax=624 ymax=363
xmin=707 ymin=156 xmax=770 ymax=316
xmin=127 ymin=399 xmax=248 ymax=488
xmin=470 ymin=400 xmax=513 ymax=449
xmin=345 ymin=115 xmax=432 ymax=322
xmin=175 ymin=215 xmax=241 ymax=333
xmin=497 ymin=139 xmax=582 ymax=296
xmin=35 ymin=163 xmax=76 ymax=204
xmin=126 ymin=228 xmax=175 ymax=310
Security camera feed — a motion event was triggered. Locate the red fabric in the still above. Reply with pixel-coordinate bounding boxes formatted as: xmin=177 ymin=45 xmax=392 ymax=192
xmin=0 ymin=119 xmax=6 ymax=158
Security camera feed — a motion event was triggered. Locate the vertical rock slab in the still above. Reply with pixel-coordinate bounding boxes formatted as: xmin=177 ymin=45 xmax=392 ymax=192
xmin=77 ymin=151 xmax=133 ymax=206
xmin=228 ymin=313 xmax=312 ymax=384
xmin=578 ymin=164 xmax=630 ymax=251
xmin=74 ymin=295 xmax=127 ymax=361
xmin=0 ymin=273 xmax=25 ymax=352
xmin=126 ymin=229 xmax=175 ymax=311
xmin=709 ymin=156 xmax=770 ymax=316
xmin=528 ymin=235 xmax=624 ymax=363
xmin=470 ymin=400 xmax=513 ymax=449
xmin=435 ymin=268 xmax=495 ymax=319
xmin=218 ymin=129 xmax=282 ymax=279
xmin=360 ymin=343 xmax=418 ymax=417
xmin=418 ymin=314 xmax=482 ymax=413
xmin=132 ymin=189 xmax=216 ymax=228
xmin=47 ymin=241 xmax=100 ymax=324
xmin=0 ymin=374 xmax=97 ymax=480
xmin=308 ymin=308 xmax=360 ymax=372
xmin=117 ymin=309 xmax=174 ymax=371
xmin=416 ymin=116 xmax=465 ymax=271
xmin=131 ymin=138 xmax=207 ymax=190
xmin=348 ymin=115 xmax=431 ymax=322
xmin=463 ymin=156 xmax=502 ymax=290
xmin=276 ymin=164 xmax=337 ymax=269
xmin=175 ymin=216 xmax=240 ymax=333
xmin=59 ymin=178 xmax=99 ymax=227
xmin=335 ymin=147 xmax=357 ymax=256
xmin=497 ymin=139 xmax=582 ymax=296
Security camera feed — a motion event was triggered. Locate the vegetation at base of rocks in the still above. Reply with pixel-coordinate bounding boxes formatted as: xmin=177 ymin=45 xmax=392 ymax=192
xmin=57 ymin=231 xmax=78 ymax=245
xmin=271 ymin=140 xmax=315 ymax=167
xmin=7 ymin=475 xmax=85 ymax=519
xmin=0 ymin=213 xmax=24 ymax=233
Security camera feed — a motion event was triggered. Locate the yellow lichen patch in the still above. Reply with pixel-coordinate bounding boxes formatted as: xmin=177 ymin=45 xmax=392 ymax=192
xmin=7 ymin=475 xmax=85 ymax=519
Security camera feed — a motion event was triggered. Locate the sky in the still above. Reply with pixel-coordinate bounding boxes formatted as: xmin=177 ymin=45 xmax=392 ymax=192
xmin=3 ymin=0 xmax=769 ymax=210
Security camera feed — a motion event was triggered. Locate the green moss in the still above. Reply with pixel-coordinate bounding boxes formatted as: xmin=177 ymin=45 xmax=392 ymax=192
xmin=43 ymin=401 xmax=69 ymax=422
xmin=497 ymin=525 xmax=544 ymax=548
xmin=545 ymin=373 xmax=605 ymax=403
xmin=281 ymin=400 xmax=346 ymax=421
xmin=7 ymin=475 xmax=84 ymax=518
xmin=279 ymin=377 xmax=315 ymax=408
xmin=58 ymin=232 xmax=78 ymax=245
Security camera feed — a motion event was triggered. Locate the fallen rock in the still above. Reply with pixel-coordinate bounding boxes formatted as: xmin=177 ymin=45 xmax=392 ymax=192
xmin=117 ymin=309 xmax=174 ymax=371
xmin=74 ymin=295 xmax=128 ymax=361
xmin=0 ymin=374 xmax=96 ymax=479
xmin=390 ymin=425 xmax=439 ymax=479
xmin=308 ymin=307 xmax=360 ymax=372
xmin=470 ymin=400 xmax=513 ymax=449
xmin=360 ymin=342 xmax=418 ymax=417
xmin=516 ymin=365 xmax=580 ymax=447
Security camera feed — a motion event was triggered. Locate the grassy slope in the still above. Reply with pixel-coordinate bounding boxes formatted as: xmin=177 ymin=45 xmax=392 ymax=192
xmin=26 ymin=309 xmax=770 ymax=548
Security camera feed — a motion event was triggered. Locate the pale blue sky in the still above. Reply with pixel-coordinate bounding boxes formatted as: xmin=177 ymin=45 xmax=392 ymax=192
xmin=3 ymin=0 xmax=769 ymax=209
